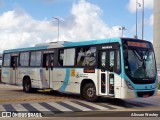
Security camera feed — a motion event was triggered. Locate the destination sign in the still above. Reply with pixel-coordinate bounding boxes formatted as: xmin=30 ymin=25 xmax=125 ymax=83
xmin=127 ymin=41 xmax=150 ymax=48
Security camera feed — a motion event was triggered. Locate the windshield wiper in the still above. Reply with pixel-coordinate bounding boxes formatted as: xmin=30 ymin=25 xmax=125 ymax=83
xmin=132 ymin=49 xmax=142 ymax=61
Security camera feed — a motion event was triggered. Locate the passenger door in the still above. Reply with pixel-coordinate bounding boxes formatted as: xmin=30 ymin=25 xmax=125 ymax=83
xmin=10 ymin=56 xmax=18 ymax=85
xmin=98 ymin=50 xmax=116 ymax=96
xmin=42 ymin=51 xmax=54 ymax=88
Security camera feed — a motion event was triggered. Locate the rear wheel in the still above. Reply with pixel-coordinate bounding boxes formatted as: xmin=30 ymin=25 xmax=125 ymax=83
xmin=23 ymin=79 xmax=32 ymax=93
xmin=82 ymin=83 xmax=98 ymax=102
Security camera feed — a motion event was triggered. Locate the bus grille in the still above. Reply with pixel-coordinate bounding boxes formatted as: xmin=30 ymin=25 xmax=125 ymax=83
xmin=137 ymin=91 xmax=155 ymax=97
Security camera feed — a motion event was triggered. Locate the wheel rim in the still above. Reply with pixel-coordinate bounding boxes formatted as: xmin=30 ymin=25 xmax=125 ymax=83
xmin=87 ymin=87 xmax=95 ymax=98
xmin=25 ymin=82 xmax=30 ymax=91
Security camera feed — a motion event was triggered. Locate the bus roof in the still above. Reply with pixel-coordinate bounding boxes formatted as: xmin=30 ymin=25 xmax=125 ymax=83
xmin=4 ymin=37 xmax=149 ymax=53
xmin=3 ymin=45 xmax=49 ymax=53
xmin=63 ymin=38 xmax=121 ymax=47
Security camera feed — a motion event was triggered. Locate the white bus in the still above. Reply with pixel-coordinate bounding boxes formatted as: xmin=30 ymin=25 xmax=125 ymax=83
xmin=1 ymin=38 xmax=158 ymax=101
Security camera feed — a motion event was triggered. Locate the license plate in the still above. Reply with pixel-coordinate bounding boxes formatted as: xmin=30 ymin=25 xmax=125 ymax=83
xmin=143 ymin=94 xmax=149 ymax=98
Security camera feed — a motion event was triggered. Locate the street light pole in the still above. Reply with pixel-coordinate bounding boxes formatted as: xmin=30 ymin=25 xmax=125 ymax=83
xmin=54 ymin=17 xmax=60 ymax=42
xmin=119 ymin=26 xmax=126 ymax=37
xmin=135 ymin=0 xmax=141 ymax=39
xmin=142 ymin=0 xmax=144 ymax=40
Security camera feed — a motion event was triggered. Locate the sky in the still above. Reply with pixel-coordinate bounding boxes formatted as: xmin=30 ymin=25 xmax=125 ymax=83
xmin=0 ymin=0 xmax=153 ymax=51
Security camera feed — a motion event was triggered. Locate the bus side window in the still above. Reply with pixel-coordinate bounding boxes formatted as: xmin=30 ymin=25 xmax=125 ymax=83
xmin=77 ymin=48 xmax=85 ymax=66
xmin=3 ymin=54 xmax=11 ymax=67
xmin=43 ymin=54 xmax=48 ymax=68
xmin=76 ymin=47 xmax=96 ymax=66
xmin=58 ymin=49 xmax=64 ymax=66
xmin=116 ymin=50 xmax=121 ymax=74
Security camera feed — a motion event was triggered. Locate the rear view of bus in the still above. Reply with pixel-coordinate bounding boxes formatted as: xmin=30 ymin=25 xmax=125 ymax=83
xmin=121 ymin=38 xmax=158 ymax=99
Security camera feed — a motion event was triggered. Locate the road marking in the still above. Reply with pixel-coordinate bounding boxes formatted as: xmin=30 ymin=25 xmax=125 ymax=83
xmin=11 ymin=104 xmax=28 ymax=111
xmin=21 ymin=103 xmax=40 ymax=112
xmin=0 ymin=106 xmax=6 ymax=111
xmin=62 ymin=101 xmax=91 ymax=111
xmin=47 ymin=102 xmax=73 ymax=112
xmin=71 ymin=101 xmax=99 ymax=110
xmin=29 ymin=103 xmax=54 ymax=115
xmin=3 ymin=104 xmax=17 ymax=111
xmin=39 ymin=102 xmax=63 ymax=114
xmin=77 ymin=101 xmax=110 ymax=110
xmin=0 ymin=100 xmax=120 ymax=116
xmin=56 ymin=101 xmax=82 ymax=111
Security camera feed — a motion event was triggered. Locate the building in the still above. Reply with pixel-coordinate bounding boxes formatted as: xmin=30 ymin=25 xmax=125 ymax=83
xmin=153 ymin=0 xmax=160 ymax=69
xmin=0 ymin=53 xmax=2 ymax=82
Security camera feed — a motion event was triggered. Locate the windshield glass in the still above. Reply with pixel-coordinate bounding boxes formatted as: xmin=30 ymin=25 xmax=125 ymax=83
xmin=124 ymin=49 xmax=156 ymax=79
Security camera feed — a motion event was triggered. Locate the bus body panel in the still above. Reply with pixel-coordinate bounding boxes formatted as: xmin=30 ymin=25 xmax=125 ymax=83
xmin=1 ymin=68 xmax=11 ymax=84
xmin=52 ymin=68 xmax=68 ymax=91
xmin=52 ymin=68 xmax=98 ymax=94
xmin=1 ymin=38 xmax=158 ymax=100
xmin=17 ymin=68 xmax=42 ymax=88
xmin=113 ymin=74 xmax=122 ymax=98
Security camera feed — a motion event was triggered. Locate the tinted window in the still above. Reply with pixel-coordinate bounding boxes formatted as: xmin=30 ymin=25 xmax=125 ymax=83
xmin=20 ymin=52 xmax=29 ymax=66
xmin=30 ymin=51 xmax=42 ymax=66
xmin=76 ymin=47 xmax=96 ymax=66
xmin=58 ymin=49 xmax=64 ymax=66
xmin=3 ymin=54 xmax=10 ymax=67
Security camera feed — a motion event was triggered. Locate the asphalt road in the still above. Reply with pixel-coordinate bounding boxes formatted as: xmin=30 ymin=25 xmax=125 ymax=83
xmin=0 ymin=83 xmax=160 ymax=119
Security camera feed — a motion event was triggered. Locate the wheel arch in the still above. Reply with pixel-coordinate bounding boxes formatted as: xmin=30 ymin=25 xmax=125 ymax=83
xmin=80 ymin=79 xmax=96 ymax=96
xmin=22 ymin=75 xmax=31 ymax=86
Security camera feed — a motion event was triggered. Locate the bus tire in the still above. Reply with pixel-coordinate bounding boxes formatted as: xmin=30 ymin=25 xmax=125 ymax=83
xmin=82 ymin=83 xmax=98 ymax=102
xmin=23 ymin=79 xmax=32 ymax=93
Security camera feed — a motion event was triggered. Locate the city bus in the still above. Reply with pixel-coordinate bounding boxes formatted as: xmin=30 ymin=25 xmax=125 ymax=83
xmin=1 ymin=38 xmax=158 ymax=101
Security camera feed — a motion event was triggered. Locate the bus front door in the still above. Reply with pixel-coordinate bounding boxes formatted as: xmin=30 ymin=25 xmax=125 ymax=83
xmin=42 ymin=52 xmax=54 ymax=89
xmin=99 ymin=50 xmax=115 ymax=96
xmin=10 ymin=56 xmax=18 ymax=85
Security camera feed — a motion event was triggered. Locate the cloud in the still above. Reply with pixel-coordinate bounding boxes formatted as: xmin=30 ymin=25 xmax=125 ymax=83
xmin=0 ymin=0 xmax=121 ymax=50
xmin=127 ymin=0 xmax=153 ymax=13
xmin=0 ymin=9 xmax=56 ymax=50
xmin=63 ymin=0 xmax=121 ymax=40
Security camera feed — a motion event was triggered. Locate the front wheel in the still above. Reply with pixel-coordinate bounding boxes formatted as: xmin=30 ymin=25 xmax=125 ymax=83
xmin=82 ymin=83 xmax=98 ymax=102
xmin=23 ymin=79 xmax=32 ymax=93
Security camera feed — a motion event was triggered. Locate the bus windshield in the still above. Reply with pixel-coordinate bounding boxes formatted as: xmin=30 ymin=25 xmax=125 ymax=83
xmin=123 ymin=40 xmax=156 ymax=79
xmin=124 ymin=48 xmax=156 ymax=79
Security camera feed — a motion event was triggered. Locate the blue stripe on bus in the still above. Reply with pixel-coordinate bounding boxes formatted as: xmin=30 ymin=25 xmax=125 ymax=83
xmin=59 ymin=68 xmax=70 ymax=92
xmin=63 ymin=38 xmax=121 ymax=47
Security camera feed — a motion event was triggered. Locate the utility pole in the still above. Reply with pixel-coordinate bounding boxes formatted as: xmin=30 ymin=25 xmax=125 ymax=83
xmin=53 ymin=17 xmax=60 ymax=42
xmin=142 ymin=0 xmax=144 ymax=40
xmin=119 ymin=26 xmax=126 ymax=37
xmin=135 ymin=0 xmax=141 ymax=39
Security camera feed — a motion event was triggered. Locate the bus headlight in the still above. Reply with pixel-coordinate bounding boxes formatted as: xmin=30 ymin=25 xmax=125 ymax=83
xmin=125 ymin=81 xmax=134 ymax=90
